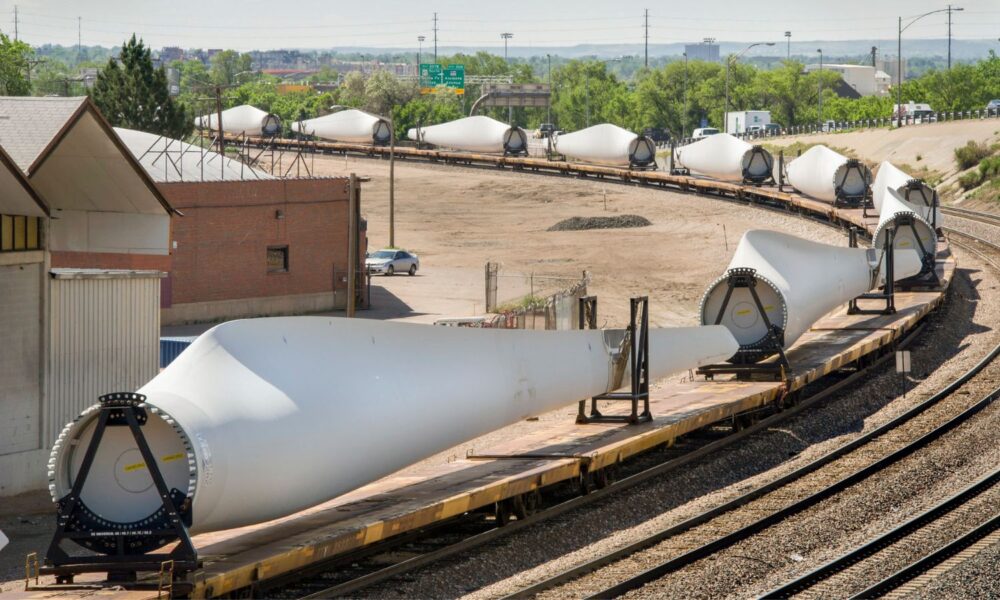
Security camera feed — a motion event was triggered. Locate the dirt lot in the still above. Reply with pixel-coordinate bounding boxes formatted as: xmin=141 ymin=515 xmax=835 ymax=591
xmin=312 ymin=154 xmax=843 ymax=327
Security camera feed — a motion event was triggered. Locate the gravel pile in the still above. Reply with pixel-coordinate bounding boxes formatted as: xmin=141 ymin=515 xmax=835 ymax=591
xmin=354 ymin=247 xmax=999 ymax=600
xmin=547 ymin=215 xmax=652 ymax=231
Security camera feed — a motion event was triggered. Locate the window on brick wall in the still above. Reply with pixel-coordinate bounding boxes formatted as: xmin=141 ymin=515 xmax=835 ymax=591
xmin=0 ymin=214 xmax=41 ymax=252
xmin=267 ymin=245 xmax=289 ymax=273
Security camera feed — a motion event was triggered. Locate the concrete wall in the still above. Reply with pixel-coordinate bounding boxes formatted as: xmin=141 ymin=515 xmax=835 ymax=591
xmin=160 ymin=177 xmax=366 ymax=324
xmin=0 ymin=250 xmax=45 ymax=496
xmin=48 ymin=210 xmax=170 ymax=255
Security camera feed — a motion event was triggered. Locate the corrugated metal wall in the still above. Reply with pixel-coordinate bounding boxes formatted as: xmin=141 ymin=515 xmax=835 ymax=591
xmin=46 ymin=274 xmax=161 ymax=448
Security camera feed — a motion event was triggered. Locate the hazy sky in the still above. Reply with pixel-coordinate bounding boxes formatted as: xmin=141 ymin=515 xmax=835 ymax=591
xmin=2 ymin=0 xmax=999 ymax=51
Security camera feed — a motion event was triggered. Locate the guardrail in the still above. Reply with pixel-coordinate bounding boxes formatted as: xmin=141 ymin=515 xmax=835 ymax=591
xmin=674 ymin=106 xmax=1000 ymax=146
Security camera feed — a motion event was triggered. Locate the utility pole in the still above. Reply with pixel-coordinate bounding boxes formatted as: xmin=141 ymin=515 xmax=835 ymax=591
xmin=817 ymin=48 xmax=823 ymax=126
xmin=77 ymin=17 xmax=82 ymax=63
xmin=898 ymin=17 xmax=903 ymax=127
xmin=546 ymin=54 xmax=552 ymax=125
xmin=346 ymin=173 xmax=359 ymax=318
xmin=644 ymin=9 xmax=649 ymax=68
xmin=389 ymin=117 xmax=395 ymax=248
xmin=13 ymin=5 xmax=18 ymax=41
xmin=417 ymin=35 xmax=425 ymax=69
xmin=433 ymin=12 xmax=438 ymax=61
xmin=785 ymin=31 xmax=791 ymax=59
xmin=683 ymin=52 xmax=688 ymax=138
xmin=946 ymin=5 xmax=964 ymax=69
xmin=501 ymin=33 xmax=514 ymax=123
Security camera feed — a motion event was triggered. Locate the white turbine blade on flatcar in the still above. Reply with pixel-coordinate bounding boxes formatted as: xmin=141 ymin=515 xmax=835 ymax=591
xmin=675 ymin=133 xmax=773 ymax=182
xmin=786 ymin=145 xmax=868 ymax=202
xmin=700 ymin=229 xmax=918 ymax=357
xmin=292 ymin=109 xmax=391 ymax=145
xmin=553 ymin=124 xmax=656 ymax=168
xmin=405 ymin=115 xmax=527 ymax=154
xmin=873 ymin=187 xmax=938 ymax=265
xmin=194 ymin=104 xmax=281 ymax=136
xmin=49 ymin=318 xmax=737 ymax=535
xmin=872 ymin=161 xmax=940 ymax=224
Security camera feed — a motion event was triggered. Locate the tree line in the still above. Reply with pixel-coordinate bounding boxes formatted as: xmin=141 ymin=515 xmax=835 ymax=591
xmin=1 ymin=33 xmax=997 ymax=142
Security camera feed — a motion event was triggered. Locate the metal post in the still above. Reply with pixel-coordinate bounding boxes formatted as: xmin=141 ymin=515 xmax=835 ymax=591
xmin=683 ymin=52 xmax=688 ymax=138
xmin=433 ymin=12 xmax=438 ymax=61
xmin=215 ymin=85 xmax=224 ymax=158
xmin=389 ymin=118 xmax=395 ymax=248
xmin=897 ymin=17 xmax=902 ymax=128
xmin=785 ymin=31 xmax=791 ymax=59
xmin=724 ymin=56 xmax=731 ymax=133
xmin=347 ymin=174 xmax=358 ymax=317
xmin=948 ymin=5 xmax=953 ymax=69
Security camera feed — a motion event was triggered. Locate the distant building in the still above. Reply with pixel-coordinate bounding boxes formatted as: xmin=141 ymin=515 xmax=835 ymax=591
xmin=684 ymin=41 xmax=720 ymax=63
xmin=160 ymin=46 xmax=185 ymax=63
xmin=877 ymin=56 xmax=908 ymax=85
xmin=805 ymin=63 xmax=890 ymax=97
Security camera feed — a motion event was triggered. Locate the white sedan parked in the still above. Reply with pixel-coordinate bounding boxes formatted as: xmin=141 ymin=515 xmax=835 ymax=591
xmin=366 ymin=249 xmax=420 ymax=276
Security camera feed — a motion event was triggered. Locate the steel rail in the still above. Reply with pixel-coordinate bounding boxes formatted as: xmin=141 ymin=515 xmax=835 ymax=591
xmin=282 ymin=323 xmax=923 ymax=599
xmin=941 ymin=205 xmax=1000 ymax=228
xmin=506 ymin=333 xmax=1000 ymax=600
xmin=762 ymin=467 xmax=1000 ymax=598
xmin=852 ymin=509 xmax=1000 ymax=598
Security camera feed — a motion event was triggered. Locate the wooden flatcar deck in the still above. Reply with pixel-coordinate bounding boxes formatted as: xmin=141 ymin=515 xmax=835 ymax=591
xmin=8 ymin=155 xmax=953 ymax=599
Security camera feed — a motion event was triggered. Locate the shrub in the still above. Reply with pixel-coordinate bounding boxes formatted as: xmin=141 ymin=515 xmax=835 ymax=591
xmin=980 ymin=155 xmax=1000 ymax=180
xmin=959 ymin=170 xmax=983 ymax=190
xmin=954 ymin=140 xmax=990 ymax=170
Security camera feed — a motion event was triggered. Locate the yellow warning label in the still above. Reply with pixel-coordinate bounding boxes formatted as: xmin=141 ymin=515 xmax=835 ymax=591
xmin=161 ymin=453 xmax=184 ymax=463
xmin=736 ymin=309 xmax=751 ymax=316
xmin=764 ymin=305 xmax=774 ymax=311
xmin=124 ymin=462 xmax=146 ymax=473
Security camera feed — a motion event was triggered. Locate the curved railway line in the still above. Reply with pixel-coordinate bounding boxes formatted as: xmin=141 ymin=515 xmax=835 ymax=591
xmin=221 ymin=135 xmax=1000 ymax=600
xmin=26 ymin=135 xmax=994 ymax=599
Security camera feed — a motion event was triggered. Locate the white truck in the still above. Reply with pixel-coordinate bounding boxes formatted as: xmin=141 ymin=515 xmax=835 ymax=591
xmin=725 ymin=110 xmax=771 ymax=135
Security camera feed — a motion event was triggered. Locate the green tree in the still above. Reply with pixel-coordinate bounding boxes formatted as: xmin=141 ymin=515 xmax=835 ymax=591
xmin=91 ymin=35 xmax=191 ymax=138
xmin=549 ymin=60 xmax=633 ymax=131
xmin=0 ymin=33 xmax=33 ymax=95
xmin=392 ymin=93 xmax=464 ymax=139
xmin=210 ymin=50 xmax=254 ymax=87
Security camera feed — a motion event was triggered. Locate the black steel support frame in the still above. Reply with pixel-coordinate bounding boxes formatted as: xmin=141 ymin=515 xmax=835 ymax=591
xmin=696 ymin=268 xmax=790 ymax=381
xmin=777 ymin=151 xmax=787 ymax=191
xmin=848 ymin=227 xmax=897 ymax=315
xmin=668 ymin=141 xmax=689 ymax=176
xmin=41 ymin=392 xmax=198 ymax=587
xmin=577 ymin=297 xmax=652 ymax=425
xmin=742 ymin=145 xmax=775 ymax=186
xmin=834 ymin=158 xmax=873 ymax=209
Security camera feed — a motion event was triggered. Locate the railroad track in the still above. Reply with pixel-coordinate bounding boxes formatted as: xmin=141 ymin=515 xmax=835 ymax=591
xmin=761 ymin=467 xmax=1000 ymax=599
xmin=502 ymin=335 xmax=1000 ymax=599
xmin=257 ymin=326 xmax=926 ymax=599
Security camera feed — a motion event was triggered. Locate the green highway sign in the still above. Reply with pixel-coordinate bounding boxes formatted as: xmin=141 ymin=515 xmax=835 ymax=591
xmin=419 ymin=63 xmax=442 ymax=91
xmin=443 ymin=64 xmax=465 ymax=94
xmin=419 ymin=63 xmax=465 ymax=94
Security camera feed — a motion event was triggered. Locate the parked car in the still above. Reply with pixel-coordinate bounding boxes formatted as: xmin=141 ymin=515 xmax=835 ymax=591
xmin=745 ymin=125 xmax=764 ymax=137
xmin=986 ymin=99 xmax=1000 ymax=111
xmin=691 ymin=127 xmax=720 ymax=140
xmin=821 ymin=120 xmax=837 ymax=132
xmin=538 ymin=122 xmax=557 ymax=138
xmin=366 ymin=249 xmax=419 ymax=276
xmin=763 ymin=123 xmax=782 ymax=136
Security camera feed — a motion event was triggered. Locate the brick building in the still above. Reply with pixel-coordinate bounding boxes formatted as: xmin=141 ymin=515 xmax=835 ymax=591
xmin=160 ymin=178 xmax=366 ymax=324
xmin=115 ymin=127 xmax=368 ymax=325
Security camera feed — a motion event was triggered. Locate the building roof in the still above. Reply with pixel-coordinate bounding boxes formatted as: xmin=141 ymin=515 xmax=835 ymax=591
xmin=0 ymin=144 xmax=47 ymax=217
xmin=0 ymin=96 xmax=175 ymax=215
xmin=0 ymin=96 xmax=86 ymax=173
xmin=115 ymin=127 xmax=274 ymax=183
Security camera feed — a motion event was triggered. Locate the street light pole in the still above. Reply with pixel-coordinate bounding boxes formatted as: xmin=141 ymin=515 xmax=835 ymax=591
xmin=896 ymin=7 xmax=958 ymax=127
xmin=501 ymin=33 xmax=514 ymax=123
xmin=417 ymin=35 xmax=425 ymax=69
xmin=683 ymin=51 xmax=688 ymax=138
xmin=785 ymin=31 xmax=791 ymax=60
xmin=546 ymin=53 xmax=552 ymax=125
xmin=724 ymin=42 xmax=775 ymax=133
